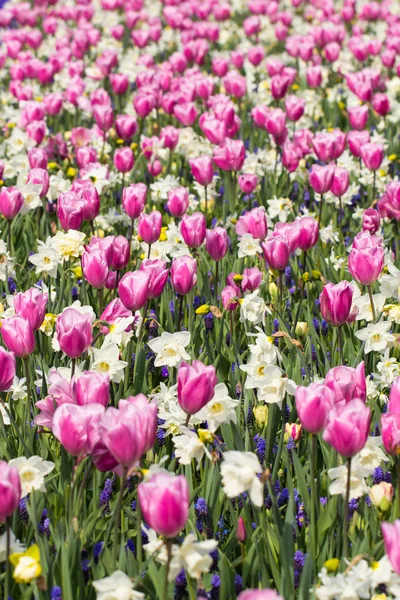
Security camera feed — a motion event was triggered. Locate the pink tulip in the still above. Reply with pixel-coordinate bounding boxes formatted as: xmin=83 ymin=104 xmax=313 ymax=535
xmin=56 ymin=308 xmax=93 ymax=359
xmin=113 ymin=147 xmax=134 ymax=173
xmin=372 ymin=93 xmax=390 ymax=117
xmin=236 ymin=516 xmax=246 ymax=542
xmin=306 ymin=66 xmax=322 ymax=88
xmin=324 ymin=363 xmax=367 ymax=405
xmin=0 ymin=347 xmax=16 ymax=391
xmin=347 ymin=130 xmax=370 ymax=158
xmin=262 ymin=236 xmax=290 ymax=271
xmin=138 ymin=472 xmax=189 ymax=537
xmin=348 ymin=105 xmax=369 ymax=130
xmin=271 ymin=74 xmax=291 ymax=100
xmin=57 ymin=190 xmax=85 ymax=231
xmin=0 ymin=187 xmax=24 ymax=220
xmin=348 ymin=244 xmax=384 ymax=286
xmin=285 ymin=95 xmax=305 ymax=122
xmin=265 ymin=108 xmax=286 ymax=139
xmin=205 ymin=227 xmax=229 ymax=261
xmin=238 ymin=174 xmax=258 ymax=194
xmin=27 ymin=168 xmax=49 ymax=199
xmin=242 ymin=267 xmax=262 ymax=292
xmin=167 ymin=187 xmax=189 ymax=218
xmin=138 ymin=211 xmax=162 ymax=245
xmin=388 ymin=377 xmax=400 ymax=414
xmin=273 ymin=221 xmax=302 ymax=254
xmin=109 ymin=73 xmax=129 ymax=95
xmin=28 ymin=148 xmax=48 ymax=169
xmin=160 ymin=126 xmax=179 ymax=151
xmin=361 ymin=143 xmax=384 ymax=171
xmin=82 ymin=248 xmax=109 ymax=289
xmin=52 ymin=403 xmax=105 ymax=456
xmin=139 ymin=259 xmax=169 ymax=299
xmin=122 ymin=183 xmax=147 ymax=220
xmin=189 ymin=156 xmax=214 ymax=187
xmin=298 ymin=217 xmax=319 ymax=251
xmin=213 ymin=139 xmax=245 ymax=171
xmin=236 ymin=207 xmax=268 ymax=240
xmin=222 ymin=286 xmax=239 ymax=310
xmin=295 ymin=383 xmax=335 ymax=434
xmin=1 ymin=315 xmax=35 ymax=358
xmin=13 ymin=287 xmax=47 ymax=331
xmin=323 ymin=399 xmax=371 ymax=457
xmin=100 ymin=396 xmax=157 ymax=469
xmin=93 ymin=105 xmax=113 ymax=131
xmin=382 ymin=521 xmax=400 ymax=575
xmin=331 ymin=168 xmax=349 ymax=197
xmin=181 ymin=212 xmax=206 ymax=248
xmin=319 ymin=281 xmax=353 ymax=327
xmin=100 ymin=298 xmax=132 ymax=334
xmin=237 ymin=591 xmax=283 ymax=600
xmin=362 ymin=208 xmax=380 ymax=234
xmin=115 ymin=115 xmax=137 ymax=141
xmin=178 ymin=360 xmax=217 ymax=416
xmin=0 ymin=460 xmax=21 ymax=522
xmin=381 ymin=414 xmax=400 ymax=455
xmin=73 ymin=371 xmax=110 ymax=407
xmin=110 ymin=236 xmax=130 ymax=271
xmin=170 ymin=256 xmax=197 ymax=296
xmin=309 ymin=164 xmax=335 ymax=195
xmin=118 ymin=270 xmax=149 ymax=311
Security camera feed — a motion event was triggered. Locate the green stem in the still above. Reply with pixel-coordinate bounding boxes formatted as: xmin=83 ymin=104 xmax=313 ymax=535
xmin=310 ymin=435 xmax=317 ymax=558
xmin=24 ymin=357 xmax=31 ymax=431
xmin=343 ymin=457 xmax=352 ymax=560
xmin=367 ymin=285 xmax=376 ymax=321
xmin=163 ymin=540 xmax=173 ymax=600
xmin=98 ymin=287 xmax=104 ymax=316
xmin=337 ymin=326 xmax=343 ymax=365
xmin=71 ymin=358 xmax=76 ymax=379
xmin=112 ymin=466 xmax=128 ymax=570
xmin=318 ymin=194 xmax=324 ymax=224
xmin=215 ymin=261 xmax=219 ymax=303
xmin=272 ymin=398 xmax=286 ymax=483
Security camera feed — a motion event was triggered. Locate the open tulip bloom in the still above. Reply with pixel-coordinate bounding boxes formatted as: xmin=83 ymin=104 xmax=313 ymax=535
xmin=1 ymin=0 xmax=400 ymax=599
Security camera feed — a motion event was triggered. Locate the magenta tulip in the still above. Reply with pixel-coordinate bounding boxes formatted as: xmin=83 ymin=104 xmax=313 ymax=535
xmin=178 ymin=360 xmax=217 ymax=416
xmin=56 ymin=308 xmax=93 ymax=359
xmin=73 ymin=371 xmax=110 ymax=407
xmin=205 ymin=227 xmax=229 ymax=261
xmin=324 ymin=363 xmax=366 ymax=405
xmin=167 ymin=187 xmax=189 ymax=218
xmin=382 ymin=521 xmax=400 ymax=575
xmin=181 ymin=212 xmax=206 ymax=249
xmin=0 ymin=187 xmax=24 ymax=220
xmin=118 ymin=270 xmax=149 ymax=311
xmin=319 ymin=281 xmax=353 ymax=327
xmin=52 ymin=403 xmax=105 ymax=456
xmin=170 ymin=256 xmax=197 ymax=296
xmin=323 ymin=399 xmax=371 ymax=457
xmin=82 ymin=248 xmax=109 ymax=289
xmin=138 ymin=211 xmax=162 ymax=245
xmin=261 ymin=236 xmax=290 ymax=271
xmin=1 ymin=315 xmax=35 ymax=357
xmin=139 ymin=259 xmax=169 ymax=299
xmin=0 ymin=460 xmax=21 ymax=522
xmin=189 ymin=156 xmax=214 ymax=186
xmin=13 ymin=287 xmax=47 ymax=331
xmin=0 ymin=347 xmax=16 ymax=391
xmin=295 ymin=383 xmax=335 ymax=434
xmin=138 ymin=472 xmax=189 ymax=537
xmin=122 ymin=183 xmax=147 ymax=220
xmin=236 ymin=207 xmax=268 ymax=240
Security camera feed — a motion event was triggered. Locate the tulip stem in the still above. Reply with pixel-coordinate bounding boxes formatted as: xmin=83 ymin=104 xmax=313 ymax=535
xmin=318 ymin=194 xmax=324 ymax=224
xmin=215 ymin=262 xmax=219 ymax=303
xmin=204 ymin=185 xmax=208 ymax=224
xmin=112 ymin=466 xmax=128 ymax=570
xmin=343 ymin=457 xmax=352 ymax=560
xmin=98 ymin=287 xmax=104 ymax=316
xmin=24 ymin=357 xmax=31 ymax=431
xmin=367 ymin=285 xmax=376 ymax=321
xmin=310 ymin=434 xmax=318 ymax=559
xmin=278 ymin=271 xmax=283 ymax=311
xmin=185 ymin=413 xmax=191 ymax=428
xmin=163 ymin=539 xmax=173 ymax=600
xmin=176 ymin=294 xmax=184 ymax=331
xmin=127 ymin=219 xmax=134 ymax=261
xmin=4 ymin=516 xmax=10 ymax=600
xmin=372 ymin=171 xmax=376 ymax=202
xmin=7 ymin=219 xmax=12 ymax=255
xmin=337 ymin=326 xmax=343 ymax=365
xmin=71 ymin=358 xmax=76 ymax=378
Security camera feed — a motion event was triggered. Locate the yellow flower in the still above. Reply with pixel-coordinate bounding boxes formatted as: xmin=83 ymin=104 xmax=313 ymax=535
xmin=116 ymin=138 xmax=125 ymax=145
xmin=73 ymin=266 xmax=82 ymax=278
xmin=389 ymin=154 xmax=397 ymax=162
xmin=40 ymin=313 xmax=57 ymax=336
xmin=196 ymin=304 xmax=210 ymax=315
xmin=378 ymin=169 xmax=386 ymax=178
xmin=10 ymin=544 xmax=41 ymax=584
xmin=233 ymin=274 xmax=243 ymax=285
xmin=291 ymin=84 xmax=299 ymax=91
xmin=323 ymin=558 xmax=340 ymax=572
xmin=159 ymin=227 xmax=168 ymax=242
xmin=198 ymin=429 xmax=213 ymax=443
xmin=67 ymin=167 xmax=77 ymax=178
xmin=253 ymin=405 xmax=268 ymax=426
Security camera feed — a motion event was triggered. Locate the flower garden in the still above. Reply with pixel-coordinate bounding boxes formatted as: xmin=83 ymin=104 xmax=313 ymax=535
xmin=1 ymin=0 xmax=400 ymax=598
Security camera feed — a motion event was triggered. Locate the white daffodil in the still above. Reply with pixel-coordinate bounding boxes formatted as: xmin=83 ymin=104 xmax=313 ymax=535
xmin=172 ymin=428 xmax=211 ymax=465
xmin=8 ymin=456 xmax=55 ymax=496
xmin=0 ymin=403 xmax=10 ymax=425
xmin=81 ymin=164 xmax=109 ymax=194
xmin=10 ymin=377 xmax=27 ymax=401
xmin=17 ymin=180 xmax=43 ymax=214
xmin=51 ymin=230 xmax=86 ymax=262
xmin=147 ymin=331 xmax=191 ymax=367
xmin=256 ymin=366 xmax=297 ymax=406
xmin=150 ymin=383 xmax=178 ymax=410
xmin=92 ymin=571 xmax=144 ymax=600
xmin=0 ymin=531 xmax=25 ymax=562
xmin=380 ymin=262 xmax=400 ymax=299
xmin=29 ymin=238 xmax=61 ymax=278
xmin=237 ymin=233 xmax=262 ymax=258
xmin=353 ymin=293 xmax=386 ymax=322
xmin=327 ymin=465 xmax=368 ymax=500
xmin=267 ymin=197 xmax=293 ymax=222
xmin=221 ymin=451 xmax=264 ymax=507
xmin=104 ymin=316 xmax=134 ymax=347
xmin=140 ymin=241 xmax=173 ymax=262
xmin=352 ymin=436 xmax=387 ymax=478
xmin=376 ymin=350 xmax=400 ymax=386
xmin=197 ymin=383 xmax=239 ymax=432
xmin=239 ymin=290 xmax=270 ymax=327
xmin=355 ymin=320 xmax=396 ymax=354
xmin=179 ymin=534 xmax=218 ymax=580
xmin=90 ymin=341 xmax=128 ymax=383
xmin=47 ymin=170 xmax=71 ymax=203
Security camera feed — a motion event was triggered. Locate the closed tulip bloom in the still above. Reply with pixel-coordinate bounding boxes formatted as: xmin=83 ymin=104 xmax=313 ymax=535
xmin=74 ymin=371 xmax=110 ymax=407
xmin=189 ymin=156 xmax=214 ymax=187
xmin=309 ymin=164 xmax=335 ymax=195
xmin=381 ymin=413 xmax=400 ymax=455
xmin=1 ymin=315 xmax=35 ymax=357
xmin=167 ymin=187 xmax=189 ymax=218
xmin=238 ymin=174 xmax=258 ymax=194
xmin=57 ymin=190 xmax=85 ymax=231
xmin=362 ymin=208 xmax=380 ymax=234
xmin=0 ymin=460 xmax=21 ymax=522
xmin=82 ymin=248 xmax=109 ymax=289
xmin=348 ymin=105 xmax=369 ymax=130
xmin=273 ymin=221 xmax=301 ymax=254
xmin=205 ymin=227 xmax=229 ymax=261
xmin=115 ymin=114 xmax=137 ymax=140
xmin=238 ymin=591 xmax=283 ymax=600
xmin=348 ymin=245 xmax=384 ymax=285
xmin=13 ymin=287 xmax=47 ymax=331
xmin=52 ymin=403 xmax=105 ymax=456
xmin=265 ymin=108 xmax=286 ymax=139
xmin=331 ymin=167 xmax=349 ymax=197
xmin=323 ymin=399 xmax=371 ymax=457
xmin=0 ymin=187 xmax=24 ymax=220
xmin=324 ymin=363 xmax=366 ymax=405
xmin=382 ymin=521 xmax=400 ymax=575
xmin=222 ymin=285 xmax=239 ymax=310
xmin=138 ymin=211 xmax=162 ymax=245
xmin=47 ymin=367 xmax=74 ymax=406
xmin=171 ymin=256 xmax=197 ymax=296
xmin=100 ymin=397 xmax=157 ymax=469
xmin=347 ymin=130 xmax=370 ymax=158
xmin=261 ymin=236 xmax=290 ymax=271
xmin=361 ymin=142 xmax=384 ymax=171
xmin=138 ymin=472 xmax=189 ymax=538
xmin=285 ymin=95 xmax=305 ymax=122
xmin=28 ymin=147 xmax=48 ymax=169
xmin=181 ymin=212 xmax=206 ymax=248
xmin=388 ymin=377 xmax=400 ymax=414
xmin=109 ymin=73 xmax=129 ymax=95
xmin=242 ymin=267 xmax=262 ymax=292
xmin=298 ymin=216 xmax=319 ymax=251
xmin=93 ymin=104 xmax=113 ymax=131
xmin=372 ymin=93 xmax=390 ymax=117
xmin=178 ymin=360 xmax=217 ymax=416
xmin=236 ymin=516 xmax=246 ymax=542
xmin=352 ymin=231 xmax=382 ymax=250
xmin=122 ymin=183 xmax=147 ymax=220
xmin=0 ymin=347 xmax=16 ymax=391
xmin=113 ymin=147 xmax=134 ymax=173
xmin=295 ymin=383 xmax=335 ymax=434
xmin=236 ymin=207 xmax=268 ymax=240
xmin=71 ymin=179 xmax=100 ymax=222
xmin=110 ymin=235 xmax=130 ymax=271
xmin=140 ymin=259 xmax=169 ymax=299
xmin=118 ymin=270 xmax=149 ymax=311
xmin=213 ymin=139 xmax=245 ymax=171
xmin=27 ymin=168 xmax=49 ymax=198
xmin=319 ymin=281 xmax=353 ymax=327
xmin=56 ymin=308 xmax=93 ymax=359
xmin=306 ymin=66 xmax=322 ymax=88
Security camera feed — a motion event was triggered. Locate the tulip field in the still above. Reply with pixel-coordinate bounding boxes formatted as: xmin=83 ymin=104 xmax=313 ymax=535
xmin=3 ymin=0 xmax=400 ymax=598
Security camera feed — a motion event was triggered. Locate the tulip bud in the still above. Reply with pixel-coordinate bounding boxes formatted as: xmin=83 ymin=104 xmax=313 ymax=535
xmin=236 ymin=516 xmax=246 ymax=542
xmin=369 ymin=482 xmax=393 ymax=511
xmin=253 ymin=405 xmax=268 ymax=426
